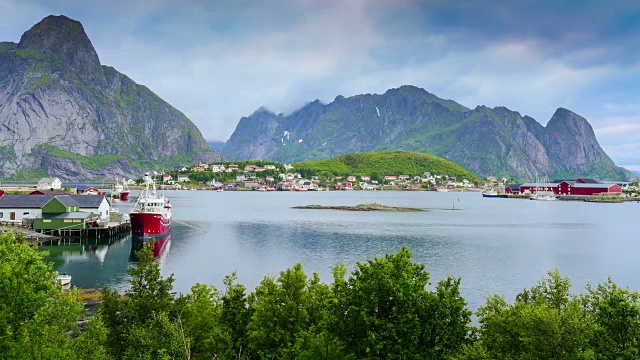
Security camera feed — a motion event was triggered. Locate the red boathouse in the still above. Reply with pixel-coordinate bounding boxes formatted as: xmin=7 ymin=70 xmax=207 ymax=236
xmin=508 ymin=178 xmax=623 ymax=196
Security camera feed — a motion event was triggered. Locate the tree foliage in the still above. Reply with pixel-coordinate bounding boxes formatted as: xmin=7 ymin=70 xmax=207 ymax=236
xmin=5 ymin=232 xmax=640 ymax=359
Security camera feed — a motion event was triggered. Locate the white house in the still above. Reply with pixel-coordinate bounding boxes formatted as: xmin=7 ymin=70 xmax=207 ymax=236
xmin=37 ymin=177 xmax=62 ymax=190
xmin=0 ymin=195 xmax=50 ymax=222
xmin=70 ymin=195 xmax=110 ymax=219
xmin=347 ymin=176 xmax=357 ymax=182
xmin=265 ymin=164 xmax=277 ymax=170
xmin=360 ymin=176 xmax=371 ymax=181
xmin=177 ymin=174 xmax=190 ymax=183
xmin=211 ymin=164 xmax=225 ymax=172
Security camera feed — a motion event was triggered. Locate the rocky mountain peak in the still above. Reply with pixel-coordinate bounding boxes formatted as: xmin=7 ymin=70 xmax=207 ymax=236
xmin=17 ymin=15 xmax=102 ymax=79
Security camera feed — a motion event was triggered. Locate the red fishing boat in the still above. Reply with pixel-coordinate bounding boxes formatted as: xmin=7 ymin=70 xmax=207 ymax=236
xmin=130 ymin=173 xmax=171 ymax=237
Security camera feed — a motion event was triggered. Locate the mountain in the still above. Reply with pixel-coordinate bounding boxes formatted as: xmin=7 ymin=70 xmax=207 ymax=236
xmin=207 ymin=140 xmax=226 ymax=153
xmin=293 ymin=150 xmax=481 ymax=183
xmin=223 ymin=86 xmax=635 ymax=181
xmin=0 ymin=15 xmax=221 ymax=180
xmin=633 ymin=171 xmax=640 ymax=178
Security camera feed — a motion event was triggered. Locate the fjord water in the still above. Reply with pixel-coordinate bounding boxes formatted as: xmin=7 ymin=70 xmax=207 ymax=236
xmin=42 ymin=191 xmax=639 ymax=311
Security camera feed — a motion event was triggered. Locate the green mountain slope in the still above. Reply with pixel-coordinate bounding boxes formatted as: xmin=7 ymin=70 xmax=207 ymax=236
xmin=293 ymin=150 xmax=481 ymax=183
xmin=223 ymin=86 xmax=635 ymax=181
xmin=0 ymin=15 xmax=220 ymax=180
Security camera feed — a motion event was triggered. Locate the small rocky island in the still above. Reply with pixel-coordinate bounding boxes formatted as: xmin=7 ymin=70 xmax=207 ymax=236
xmin=292 ymin=203 xmax=426 ymax=212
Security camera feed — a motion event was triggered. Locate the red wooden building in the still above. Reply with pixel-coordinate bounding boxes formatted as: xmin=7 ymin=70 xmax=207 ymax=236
xmin=513 ymin=178 xmax=622 ymax=196
xmin=0 ymin=190 xmax=4 ymax=198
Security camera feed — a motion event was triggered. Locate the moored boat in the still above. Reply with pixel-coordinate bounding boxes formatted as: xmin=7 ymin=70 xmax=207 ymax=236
xmin=482 ymin=189 xmax=498 ymax=198
xmin=130 ymin=173 xmax=172 ymax=237
xmin=55 ymin=272 xmax=72 ymax=288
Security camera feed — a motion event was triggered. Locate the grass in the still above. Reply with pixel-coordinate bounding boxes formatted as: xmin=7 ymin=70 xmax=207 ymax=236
xmin=293 ymin=150 xmax=481 ymax=183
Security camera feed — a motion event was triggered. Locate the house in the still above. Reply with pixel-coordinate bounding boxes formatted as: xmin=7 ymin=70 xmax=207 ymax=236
xmin=236 ymin=174 xmax=246 ymax=181
xmin=193 ymin=166 xmax=205 ymax=172
xmin=265 ymin=164 xmax=277 ymax=170
xmin=0 ymin=190 xmax=3 ymax=198
xmin=519 ymin=178 xmax=623 ymax=196
xmin=70 ymin=195 xmax=110 ymax=219
xmin=347 ymin=176 xmax=357 ymax=182
xmin=284 ymin=164 xmax=294 ymax=171
xmin=30 ymin=189 xmax=68 ymax=195
xmin=228 ymin=164 xmax=239 ymax=171
xmin=211 ymin=164 xmax=225 ymax=172
xmin=241 ymin=181 xmax=260 ymax=189
xmin=244 ymin=164 xmax=258 ymax=172
xmin=34 ymin=196 xmax=92 ymax=231
xmin=504 ymin=184 xmax=522 ymax=194
xmin=266 ymin=176 xmax=275 ymax=182
xmin=371 ymin=180 xmax=379 ymax=184
xmin=181 ymin=167 xmax=188 ymax=171
xmin=163 ymin=174 xmax=173 ymax=182
xmin=399 ymin=175 xmax=410 ymax=180
xmin=255 ymin=167 xmax=266 ymax=172
xmin=0 ymin=195 xmax=54 ymax=222
xmin=384 ymin=176 xmax=397 ymax=181
xmin=177 ymin=174 xmax=190 ymax=183
xmin=37 ymin=177 xmax=62 ymax=190
xmin=199 ymin=163 xmax=209 ymax=169
xmin=244 ymin=172 xmax=257 ymax=179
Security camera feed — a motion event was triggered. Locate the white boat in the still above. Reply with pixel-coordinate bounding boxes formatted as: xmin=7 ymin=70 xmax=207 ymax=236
xmin=216 ymin=189 xmax=224 ymax=192
xmin=435 ymin=188 xmax=448 ymax=192
xmin=530 ymin=174 xmax=557 ymax=201
xmin=482 ymin=189 xmax=498 ymax=198
xmin=55 ymin=272 xmax=72 ymax=288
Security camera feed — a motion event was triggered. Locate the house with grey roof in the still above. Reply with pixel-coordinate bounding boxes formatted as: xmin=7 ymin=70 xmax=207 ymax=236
xmin=37 ymin=177 xmax=62 ymax=190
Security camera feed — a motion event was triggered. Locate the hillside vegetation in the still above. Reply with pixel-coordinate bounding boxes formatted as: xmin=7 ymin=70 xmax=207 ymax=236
xmin=293 ymin=150 xmax=481 ymax=182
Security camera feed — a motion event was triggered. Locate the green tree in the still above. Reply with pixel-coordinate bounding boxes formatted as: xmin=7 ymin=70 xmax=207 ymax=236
xmin=583 ymin=278 xmax=640 ymax=359
xmin=468 ymin=270 xmax=593 ymax=360
xmin=220 ymin=272 xmax=253 ymax=356
xmin=332 ymin=246 xmax=471 ymax=359
xmin=101 ymin=240 xmax=180 ymax=359
xmin=247 ymin=263 xmax=338 ymax=359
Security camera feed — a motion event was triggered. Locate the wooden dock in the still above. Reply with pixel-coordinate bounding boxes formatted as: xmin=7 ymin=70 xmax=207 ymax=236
xmin=36 ymin=221 xmax=132 ymax=239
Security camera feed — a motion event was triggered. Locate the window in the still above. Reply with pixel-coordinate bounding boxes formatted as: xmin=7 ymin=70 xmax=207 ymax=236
xmin=43 ymin=219 xmax=51 ymax=223
xmin=73 ymin=219 xmax=81 ymax=223
xmin=64 ymin=219 xmax=72 ymax=223
xmin=23 ymin=212 xmax=29 ymax=216
xmin=0 ymin=212 xmax=2 ymax=218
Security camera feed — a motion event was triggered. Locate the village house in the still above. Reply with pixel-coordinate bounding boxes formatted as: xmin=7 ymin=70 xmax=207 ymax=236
xmin=211 ymin=164 xmax=225 ymax=172
xmin=180 ymin=167 xmax=188 ymax=171
xmin=228 ymin=164 xmax=239 ymax=171
xmin=244 ymin=172 xmax=257 ymax=179
xmin=284 ymin=164 xmax=294 ymax=171
xmin=163 ymin=174 xmax=173 ymax=182
xmin=177 ymin=174 xmax=190 ymax=183
xmin=384 ymin=175 xmax=397 ymax=181
xmin=399 ymin=175 xmax=410 ymax=180
xmin=193 ymin=166 xmax=205 ymax=172
xmin=37 ymin=177 xmax=62 ymax=190
xmin=347 ymin=176 xmax=357 ymax=182
xmin=244 ymin=164 xmax=258 ymax=172
xmin=360 ymin=176 xmax=371 ymax=181
xmin=255 ymin=167 xmax=266 ymax=172
xmin=266 ymin=176 xmax=275 ymax=182
xmin=235 ymin=174 xmax=246 ymax=181
xmin=264 ymin=164 xmax=277 ymax=170
xmin=241 ymin=180 xmax=260 ymax=189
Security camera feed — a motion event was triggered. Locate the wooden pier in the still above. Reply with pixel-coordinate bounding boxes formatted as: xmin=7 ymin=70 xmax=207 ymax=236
xmin=36 ymin=221 xmax=132 ymax=239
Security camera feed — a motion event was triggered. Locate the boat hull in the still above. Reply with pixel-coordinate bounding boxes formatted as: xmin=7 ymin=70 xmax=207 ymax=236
xmin=482 ymin=193 xmax=498 ymax=198
xmin=120 ymin=191 xmax=130 ymax=201
xmin=130 ymin=212 xmax=171 ymax=237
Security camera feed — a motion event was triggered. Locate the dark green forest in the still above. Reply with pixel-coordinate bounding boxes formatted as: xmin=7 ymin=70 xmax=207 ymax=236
xmin=2 ymin=231 xmax=639 ymax=359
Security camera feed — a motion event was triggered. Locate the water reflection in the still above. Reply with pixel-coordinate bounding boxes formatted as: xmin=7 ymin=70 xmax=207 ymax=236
xmin=129 ymin=232 xmax=172 ymax=262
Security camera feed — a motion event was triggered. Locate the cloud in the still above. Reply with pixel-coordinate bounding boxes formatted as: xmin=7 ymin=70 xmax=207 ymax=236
xmin=0 ymin=0 xmax=639 ymax=168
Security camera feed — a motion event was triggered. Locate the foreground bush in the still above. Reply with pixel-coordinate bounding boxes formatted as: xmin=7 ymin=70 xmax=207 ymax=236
xmin=3 ymin=231 xmax=640 ymax=359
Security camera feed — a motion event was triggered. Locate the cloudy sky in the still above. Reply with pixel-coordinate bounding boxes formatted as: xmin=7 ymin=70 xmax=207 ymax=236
xmin=2 ymin=0 xmax=639 ymax=170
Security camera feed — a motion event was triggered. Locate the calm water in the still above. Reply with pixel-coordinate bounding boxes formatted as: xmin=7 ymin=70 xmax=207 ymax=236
xmin=42 ymin=190 xmax=639 ymax=311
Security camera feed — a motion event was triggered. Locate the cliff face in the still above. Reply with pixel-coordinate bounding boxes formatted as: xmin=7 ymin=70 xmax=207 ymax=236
xmin=0 ymin=15 xmax=220 ymax=180
xmin=223 ymin=86 xmax=635 ymax=181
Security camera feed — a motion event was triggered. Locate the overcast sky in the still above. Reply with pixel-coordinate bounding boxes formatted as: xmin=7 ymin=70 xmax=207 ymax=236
xmin=2 ymin=0 xmax=639 ymax=170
